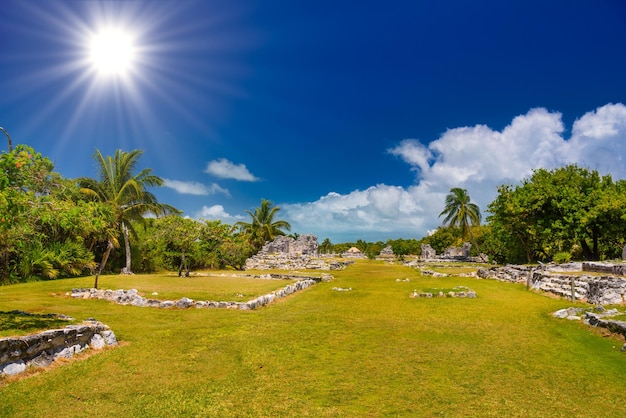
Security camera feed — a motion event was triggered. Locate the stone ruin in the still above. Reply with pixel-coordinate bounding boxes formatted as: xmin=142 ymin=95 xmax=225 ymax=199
xmin=259 ymin=234 xmax=318 ymax=256
xmin=421 ymin=243 xmax=472 ymax=261
xmin=477 ymin=262 xmax=626 ymax=305
xmin=1 ymin=317 xmax=117 ymax=377
xmin=377 ymin=245 xmax=394 ymax=258
xmin=245 ymin=234 xmax=351 ymax=270
xmin=421 ymin=244 xmax=437 ymax=260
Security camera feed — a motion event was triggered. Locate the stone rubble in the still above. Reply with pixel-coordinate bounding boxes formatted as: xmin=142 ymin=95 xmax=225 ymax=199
xmin=410 ymin=286 xmax=477 ymax=299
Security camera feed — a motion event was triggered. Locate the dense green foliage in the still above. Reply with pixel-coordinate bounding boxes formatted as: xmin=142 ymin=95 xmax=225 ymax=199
xmin=77 ymin=149 xmax=179 ymax=277
xmin=486 ymin=165 xmax=626 ymax=263
xmin=0 ymin=145 xmax=278 ymax=284
xmin=0 ymin=146 xmax=112 ymax=283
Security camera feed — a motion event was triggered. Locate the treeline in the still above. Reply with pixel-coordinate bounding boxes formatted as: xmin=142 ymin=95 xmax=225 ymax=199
xmin=0 ymin=145 xmax=277 ymax=285
xmin=3 ymin=143 xmax=626 ymax=284
xmin=322 ymin=165 xmax=626 ymax=265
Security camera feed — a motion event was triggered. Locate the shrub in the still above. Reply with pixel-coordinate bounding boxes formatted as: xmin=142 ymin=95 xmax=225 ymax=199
xmin=553 ymin=251 xmax=572 ymax=264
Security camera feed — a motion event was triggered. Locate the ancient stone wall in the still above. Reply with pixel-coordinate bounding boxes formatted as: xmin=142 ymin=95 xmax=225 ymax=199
xmin=583 ymin=262 xmax=626 ymax=276
xmin=244 ymin=254 xmax=352 ymax=270
xmin=71 ymin=276 xmax=322 ymax=310
xmin=0 ymin=320 xmax=117 ymax=377
xmin=478 ymin=264 xmax=626 ymax=305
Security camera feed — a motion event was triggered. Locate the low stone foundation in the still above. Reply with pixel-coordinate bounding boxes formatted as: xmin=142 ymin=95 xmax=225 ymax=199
xmin=478 ymin=264 xmax=626 ymax=305
xmin=554 ymin=306 xmax=626 ymax=343
xmin=71 ymin=277 xmax=319 ymax=310
xmin=0 ymin=320 xmax=117 ymax=377
xmin=410 ymin=286 xmax=477 ymax=298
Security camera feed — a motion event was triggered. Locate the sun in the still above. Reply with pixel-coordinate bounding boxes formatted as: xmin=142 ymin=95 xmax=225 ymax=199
xmin=89 ymin=28 xmax=136 ymax=76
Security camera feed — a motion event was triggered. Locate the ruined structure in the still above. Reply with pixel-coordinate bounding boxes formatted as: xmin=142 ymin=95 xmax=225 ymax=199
xmin=342 ymin=247 xmax=366 ymax=259
xmin=421 ymin=244 xmax=437 ymax=260
xmin=478 ymin=263 xmax=626 ymax=305
xmin=257 ymin=234 xmax=318 ymax=256
xmin=421 ymin=243 xmax=472 ymax=261
xmin=245 ymin=235 xmax=351 ymax=270
xmin=376 ymin=245 xmax=394 ymax=260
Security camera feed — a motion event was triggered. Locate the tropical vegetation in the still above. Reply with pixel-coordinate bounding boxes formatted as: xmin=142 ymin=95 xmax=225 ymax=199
xmin=77 ymin=149 xmax=179 ymax=279
xmin=235 ymin=198 xmax=291 ymax=251
xmin=485 ymin=164 xmax=626 ymax=263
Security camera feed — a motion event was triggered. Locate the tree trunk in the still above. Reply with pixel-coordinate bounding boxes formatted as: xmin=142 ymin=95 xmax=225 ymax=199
xmin=467 ymin=227 xmax=486 ymax=262
xmin=178 ymin=251 xmax=186 ymax=277
xmin=94 ymin=240 xmax=114 ymax=289
xmin=122 ymin=222 xmax=132 ymax=274
xmin=592 ymin=227 xmax=599 ymax=261
xmin=580 ymin=239 xmax=593 ymax=261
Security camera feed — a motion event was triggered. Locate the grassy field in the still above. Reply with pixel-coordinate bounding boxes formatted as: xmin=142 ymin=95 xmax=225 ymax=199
xmin=1 ymin=260 xmax=626 ymax=417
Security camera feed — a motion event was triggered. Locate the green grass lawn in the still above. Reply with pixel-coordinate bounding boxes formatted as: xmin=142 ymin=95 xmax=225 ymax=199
xmin=1 ymin=260 xmax=626 ymax=417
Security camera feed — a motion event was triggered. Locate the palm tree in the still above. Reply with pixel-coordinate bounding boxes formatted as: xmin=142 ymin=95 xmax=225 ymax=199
xmin=235 ymin=198 xmax=291 ymax=250
xmin=439 ymin=187 xmax=483 ymax=259
xmin=78 ymin=149 xmax=178 ymax=279
xmin=320 ymin=238 xmax=333 ymax=254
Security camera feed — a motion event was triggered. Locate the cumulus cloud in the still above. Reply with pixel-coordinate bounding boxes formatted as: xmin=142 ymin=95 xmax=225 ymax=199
xmin=284 ymin=103 xmax=626 ymax=242
xmin=196 ymin=204 xmax=244 ymax=222
xmin=164 ymin=179 xmax=230 ymax=196
xmin=204 ymin=158 xmax=259 ymax=181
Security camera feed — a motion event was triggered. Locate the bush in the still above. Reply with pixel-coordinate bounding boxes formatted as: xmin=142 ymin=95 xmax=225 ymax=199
xmin=553 ymin=251 xmax=572 ymax=264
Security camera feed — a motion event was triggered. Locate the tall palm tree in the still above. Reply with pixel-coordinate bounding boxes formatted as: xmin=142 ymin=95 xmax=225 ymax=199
xmin=320 ymin=238 xmax=333 ymax=254
xmin=78 ymin=149 xmax=178 ymax=278
xmin=235 ymin=198 xmax=291 ymax=250
xmin=439 ymin=187 xmax=483 ymax=258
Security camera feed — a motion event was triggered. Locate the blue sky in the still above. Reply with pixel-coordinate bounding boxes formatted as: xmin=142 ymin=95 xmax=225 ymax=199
xmin=1 ymin=0 xmax=626 ymax=243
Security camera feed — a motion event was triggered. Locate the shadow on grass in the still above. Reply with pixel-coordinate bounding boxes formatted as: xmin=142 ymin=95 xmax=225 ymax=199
xmin=0 ymin=311 xmax=73 ymax=335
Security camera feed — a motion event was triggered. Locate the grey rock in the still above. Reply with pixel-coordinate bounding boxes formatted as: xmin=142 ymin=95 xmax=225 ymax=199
xmin=1 ymin=361 xmax=26 ymax=376
xmin=90 ymin=334 xmax=105 ymax=349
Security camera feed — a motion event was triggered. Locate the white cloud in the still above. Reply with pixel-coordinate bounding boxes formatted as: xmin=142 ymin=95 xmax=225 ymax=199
xmin=283 ymin=184 xmax=427 ymax=242
xmin=196 ymin=204 xmax=244 ymax=223
xmin=204 ymin=158 xmax=259 ymax=181
xmin=164 ymin=179 xmax=230 ymax=196
xmin=282 ymin=103 xmax=626 ymax=242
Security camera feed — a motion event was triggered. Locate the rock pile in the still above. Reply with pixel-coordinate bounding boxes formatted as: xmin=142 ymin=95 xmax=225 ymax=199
xmin=0 ymin=320 xmax=117 ymax=377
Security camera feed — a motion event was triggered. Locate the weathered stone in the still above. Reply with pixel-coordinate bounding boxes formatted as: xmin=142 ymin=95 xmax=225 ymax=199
xmin=175 ymin=297 xmax=194 ymax=309
xmin=379 ymin=245 xmax=394 ymax=256
xmin=1 ymin=361 xmax=26 ymax=376
xmin=421 ymin=244 xmax=436 ymax=260
xmin=101 ymin=330 xmax=118 ymax=346
xmin=90 ymin=334 xmax=105 ymax=349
